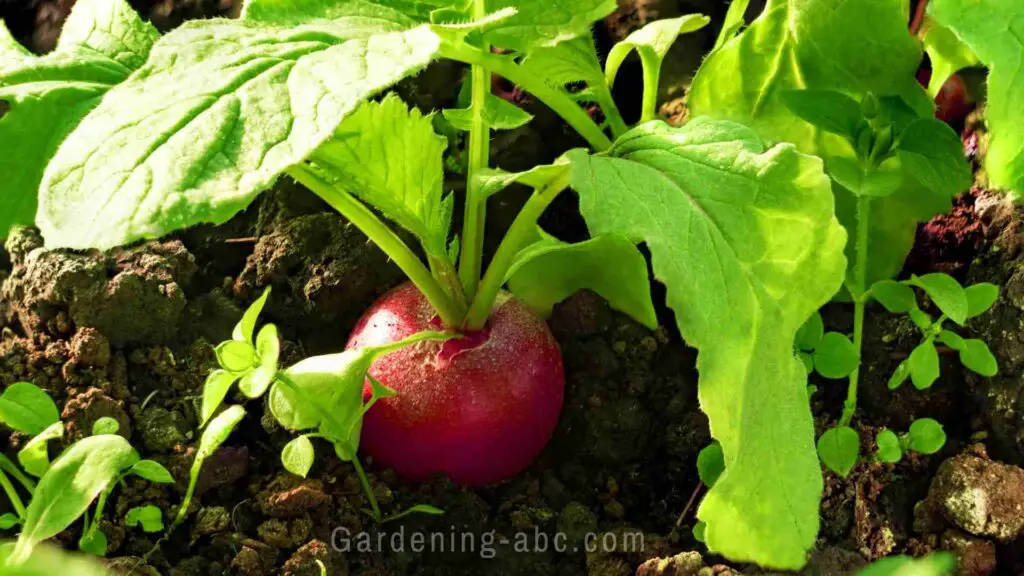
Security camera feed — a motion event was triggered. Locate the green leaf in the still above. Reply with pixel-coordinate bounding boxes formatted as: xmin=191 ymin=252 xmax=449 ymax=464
xmin=216 ymin=341 xmax=256 ymax=372
xmin=965 ymin=283 xmax=999 ymax=318
xmin=125 ymin=505 xmax=164 ymax=533
xmin=18 ymin=422 xmax=64 ymax=478
xmin=712 ymin=0 xmax=751 ymax=52
xmin=0 ymin=383 xmax=60 ymax=435
xmin=779 ymin=90 xmax=864 ymax=140
xmin=938 ymin=329 xmax=965 ymax=350
xmin=908 ymin=273 xmax=968 ymax=325
xmin=12 ymin=435 xmax=139 ymax=563
xmin=871 ymin=280 xmax=917 ymax=313
xmin=696 ymin=442 xmax=725 ymax=488
xmin=605 ymin=15 xmax=710 ymax=87
xmin=959 ymin=339 xmax=998 ymax=377
xmin=0 ymin=0 xmax=159 ymax=238
xmin=827 ymin=155 xmax=903 ymax=198
xmin=907 ymin=418 xmax=946 ymax=455
xmin=129 ymin=460 xmax=174 ymax=484
xmin=311 ymin=95 xmax=452 ymax=260
xmin=239 ymin=324 xmax=280 ymax=398
xmin=0 ymin=543 xmax=112 ymax=576
xmin=443 ymin=95 xmax=533 ymax=131
xmin=875 ymin=429 xmax=902 ymax=464
xmin=692 ymin=521 xmax=707 ymax=543
xmin=78 ymin=527 xmax=107 ymax=557
xmin=505 ymin=230 xmax=656 ymax=328
xmin=856 ymin=552 xmax=957 ymax=576
xmin=812 ymin=332 xmax=860 ymax=379
xmin=37 ymin=20 xmax=440 ymax=250
xmin=896 ymin=118 xmax=972 ymax=198
xmin=567 ymin=118 xmax=846 ymax=570
xmin=281 ymin=435 xmax=316 ymax=478
xmin=929 ymin=0 xmax=1024 ymax=194
xmin=0 ymin=513 xmax=18 ymax=530
xmin=908 ymin=340 xmax=941 ymax=390
xmin=91 ymin=417 xmax=119 ymax=436
xmin=481 ymin=0 xmax=617 ymax=53
xmin=518 ymin=36 xmax=604 ymax=90
xmin=197 ymin=405 xmax=246 ymax=462
xmin=922 ymin=23 xmax=980 ymax=99
xmin=200 ymin=370 xmax=240 ymax=427
xmin=233 ymin=287 xmax=271 ymax=343
xmin=817 ymin=426 xmax=860 ymax=478
xmin=800 ymin=352 xmax=814 ymax=374
xmin=795 ymin=312 xmax=824 ymax=352
xmin=887 ymin=360 xmax=911 ymax=390
xmin=242 ymin=0 xmax=428 ymax=28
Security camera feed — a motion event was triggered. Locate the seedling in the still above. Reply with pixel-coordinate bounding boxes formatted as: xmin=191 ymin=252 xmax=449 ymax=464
xmin=856 ymin=551 xmax=956 ymax=576
xmin=874 ymin=419 xmax=947 ymax=464
xmin=796 ymin=312 xmax=860 ymax=380
xmin=0 ymin=0 xmax=998 ymax=569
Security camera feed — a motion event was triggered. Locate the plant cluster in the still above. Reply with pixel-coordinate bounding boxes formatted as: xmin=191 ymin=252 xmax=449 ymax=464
xmin=0 ymin=0 xmax=1010 ymax=570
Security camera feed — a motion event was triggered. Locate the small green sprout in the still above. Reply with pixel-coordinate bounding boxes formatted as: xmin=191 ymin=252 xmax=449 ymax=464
xmin=125 ymin=505 xmax=164 ymax=533
xmin=871 ymin=273 xmax=998 ymax=390
xmin=873 ymin=419 xmax=948 ymax=464
xmin=817 ymin=426 xmax=860 ymax=478
xmin=796 ymin=312 xmax=860 ymax=379
xmin=691 ymin=441 xmax=725 ymax=543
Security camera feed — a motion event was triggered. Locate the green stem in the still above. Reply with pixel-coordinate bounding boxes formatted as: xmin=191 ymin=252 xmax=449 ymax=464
xmin=464 ymin=169 xmax=571 ymax=330
xmin=640 ymin=59 xmax=660 ymax=124
xmin=288 ymin=165 xmax=464 ymax=327
xmin=840 ymin=196 xmax=872 ymax=427
xmin=440 ymin=41 xmax=612 ymax=152
xmin=596 ymin=86 xmax=629 ymax=138
xmin=0 ymin=454 xmax=34 ymax=494
xmin=457 ymin=0 xmax=493 ymax=300
xmin=0 ymin=467 xmax=25 ymax=519
xmin=351 ymin=455 xmax=382 ymax=523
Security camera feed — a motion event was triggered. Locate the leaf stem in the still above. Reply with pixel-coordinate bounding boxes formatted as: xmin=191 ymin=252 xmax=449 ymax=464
xmin=464 ymin=169 xmax=571 ymax=330
xmin=0 ymin=467 xmax=25 ymax=518
xmin=0 ymin=454 xmax=35 ymax=494
xmin=439 ymin=41 xmax=613 ymax=151
xmin=351 ymin=455 xmax=382 ymax=523
xmin=595 ymin=87 xmax=629 ymax=138
xmin=840 ymin=196 xmax=872 ymax=427
xmin=288 ymin=165 xmax=464 ymax=327
xmin=640 ymin=57 xmax=660 ymax=124
xmin=458 ymin=0 xmax=493 ymax=301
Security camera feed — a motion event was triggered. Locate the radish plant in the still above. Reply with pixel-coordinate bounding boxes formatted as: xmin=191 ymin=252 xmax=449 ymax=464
xmin=1 ymin=0 xmax=990 ymax=570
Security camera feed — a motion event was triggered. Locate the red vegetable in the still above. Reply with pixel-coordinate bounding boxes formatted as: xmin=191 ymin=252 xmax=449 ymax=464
xmin=347 ymin=282 xmax=565 ymax=485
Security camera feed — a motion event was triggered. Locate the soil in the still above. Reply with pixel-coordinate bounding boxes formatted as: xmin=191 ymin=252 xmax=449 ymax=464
xmin=2 ymin=0 xmax=1024 ymax=575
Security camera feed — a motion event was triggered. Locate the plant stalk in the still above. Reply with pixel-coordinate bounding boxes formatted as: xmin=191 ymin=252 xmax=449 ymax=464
xmin=595 ymin=87 xmax=629 ymax=138
xmin=0 ymin=467 xmax=25 ymax=518
xmin=457 ymin=0 xmax=493 ymax=300
xmin=440 ymin=41 xmax=613 ymax=152
xmin=351 ymin=455 xmax=382 ymax=523
xmin=464 ymin=169 xmax=571 ymax=330
xmin=288 ymin=165 xmax=464 ymax=327
xmin=840 ymin=196 xmax=872 ymax=427
xmin=0 ymin=454 xmax=35 ymax=494
xmin=640 ymin=59 xmax=660 ymax=124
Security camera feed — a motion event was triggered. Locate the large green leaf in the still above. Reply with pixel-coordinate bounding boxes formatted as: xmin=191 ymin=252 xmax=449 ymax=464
xmin=0 ymin=0 xmax=158 ymax=238
xmin=242 ymin=0 xmax=433 ymax=26
xmin=483 ymin=0 xmax=617 ymax=53
xmin=0 ymin=543 xmax=111 ymax=576
xmin=929 ymin=0 xmax=1024 ymax=195
xmin=37 ymin=18 xmax=439 ymax=250
xmin=567 ymin=118 xmax=846 ymax=569
xmin=12 ymin=435 xmax=139 ymax=562
xmin=688 ymin=0 xmax=952 ymax=287
xmin=311 ymin=95 xmax=452 ymax=259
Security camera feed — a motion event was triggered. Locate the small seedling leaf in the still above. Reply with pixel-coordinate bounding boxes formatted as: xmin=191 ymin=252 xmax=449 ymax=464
xmin=0 ymin=382 xmax=60 ymax=435
xmin=871 ymin=280 xmax=917 ymax=314
xmin=959 ymin=339 xmax=998 ymax=377
xmin=0 ymin=513 xmax=19 ymax=530
xmin=215 ymin=340 xmax=256 ymax=372
xmin=888 ymin=360 xmax=911 ymax=390
xmin=91 ymin=417 xmax=119 ymax=436
xmin=693 ymin=521 xmax=706 ymax=543
xmin=908 ymin=273 xmax=968 ymax=325
xmin=875 ymin=429 xmax=902 ymax=464
xmin=443 ymin=94 xmax=533 ymax=131
xmin=197 ymin=405 xmax=246 ymax=462
xmin=18 ymin=422 xmax=64 ymax=477
xmin=908 ymin=340 xmax=940 ymax=390
xmin=965 ymin=283 xmax=999 ymax=318
xmin=907 ymin=418 xmax=946 ymax=455
xmin=233 ymin=287 xmax=271 ymax=343
xmin=812 ymin=332 xmax=860 ymax=379
xmin=125 ymin=505 xmax=164 ymax=533
xmin=696 ymin=442 xmax=725 ymax=488
xmin=817 ymin=426 xmax=860 ymax=478
xmin=78 ymin=526 xmax=107 ymax=556
xmin=201 ymin=369 xmax=240 ymax=427
xmin=13 ymin=434 xmax=139 ymax=563
xmin=896 ymin=118 xmax=973 ymax=198
xmin=282 ymin=435 xmax=315 ymax=478
xmin=130 ymin=460 xmax=174 ymax=484
xmin=800 ymin=352 xmax=814 ymax=374
xmin=239 ymin=324 xmax=280 ymax=398
xmin=795 ymin=312 xmax=824 ymax=351
xmin=938 ymin=329 xmax=965 ymax=350
xmin=856 ymin=552 xmax=956 ymax=576
xmin=779 ymin=90 xmax=863 ymax=139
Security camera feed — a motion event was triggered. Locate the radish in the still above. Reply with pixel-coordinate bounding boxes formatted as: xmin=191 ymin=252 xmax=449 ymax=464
xmin=347 ymin=282 xmax=565 ymax=486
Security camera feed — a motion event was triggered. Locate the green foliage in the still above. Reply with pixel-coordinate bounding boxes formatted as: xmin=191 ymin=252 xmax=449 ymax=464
xmin=0 ymin=383 xmax=60 ymax=436
xmin=696 ymin=442 xmax=724 ymax=488
xmin=125 ymin=505 xmax=164 ymax=533
xmin=91 ymin=417 xmax=119 ymax=436
xmin=817 ymin=426 xmax=860 ymax=478
xmin=443 ymin=78 xmax=532 ymax=132
xmin=568 ymin=118 xmax=846 ymax=569
xmin=282 ymin=436 xmax=316 ymax=478
xmin=929 ymin=0 xmax=1024 ymax=194
xmin=18 ymin=423 xmax=63 ymax=478
xmin=794 ymin=314 xmax=858 ymax=379
xmin=481 ymin=0 xmax=616 ymax=52
xmin=129 ymin=460 xmax=174 ymax=484
xmin=0 ymin=542 xmax=112 ymax=575
xmin=921 ymin=23 xmax=978 ymax=99
xmin=505 ymin=229 xmax=657 ymax=327
xmin=875 ymin=429 xmax=902 ymax=464
xmin=907 ymin=419 xmax=947 ymax=455
xmin=856 ymin=552 xmax=956 ymax=576
xmin=176 ymin=405 xmax=246 ymax=526
xmin=907 ymin=274 xmax=968 ymax=324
